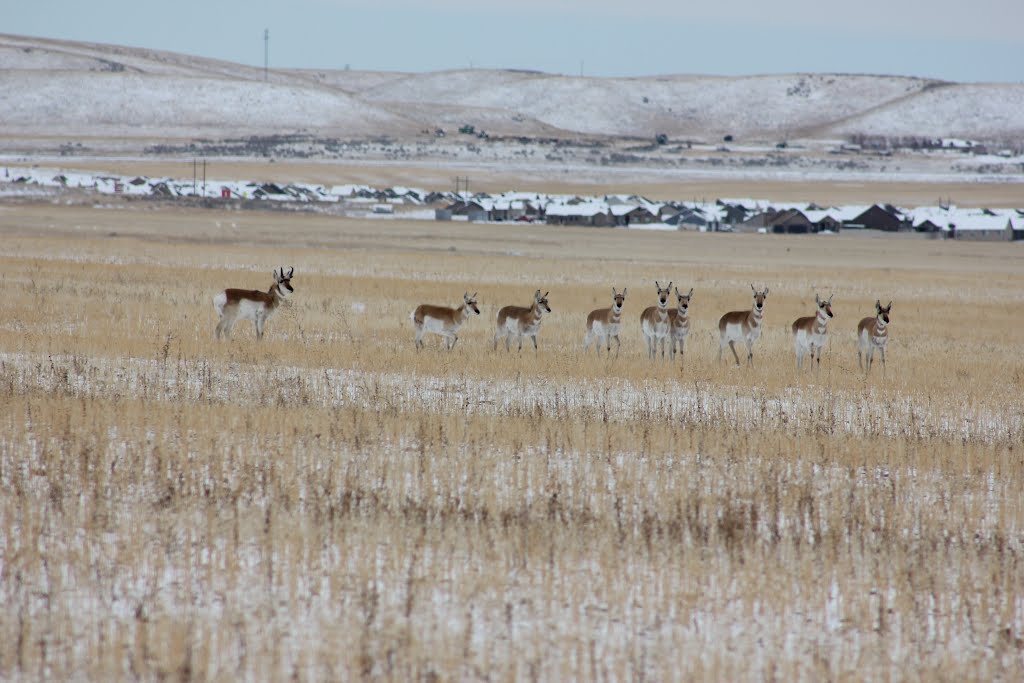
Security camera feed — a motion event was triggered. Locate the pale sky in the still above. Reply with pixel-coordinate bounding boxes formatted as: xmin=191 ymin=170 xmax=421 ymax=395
xmin=4 ymin=0 xmax=1023 ymax=82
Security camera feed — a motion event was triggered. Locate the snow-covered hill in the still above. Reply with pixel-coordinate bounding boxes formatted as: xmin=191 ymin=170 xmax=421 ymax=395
xmin=2 ymin=33 xmax=1023 ymax=143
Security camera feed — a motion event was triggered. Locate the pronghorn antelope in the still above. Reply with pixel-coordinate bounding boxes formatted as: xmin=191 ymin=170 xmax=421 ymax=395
xmin=494 ymin=289 xmax=552 ymax=352
xmin=583 ymin=287 xmax=627 ymax=356
xmin=718 ymin=284 xmax=769 ymax=366
xmin=668 ymin=286 xmax=694 ymax=362
xmin=213 ymin=266 xmax=294 ymax=340
xmin=792 ymin=293 xmax=834 ymax=369
xmin=640 ymin=281 xmax=673 ymax=359
xmin=858 ymin=299 xmax=892 ymax=372
xmin=411 ymin=292 xmax=480 ymax=350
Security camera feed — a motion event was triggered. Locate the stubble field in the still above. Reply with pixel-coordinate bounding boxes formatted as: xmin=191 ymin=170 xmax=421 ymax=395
xmin=1 ymin=201 xmax=1023 ymax=681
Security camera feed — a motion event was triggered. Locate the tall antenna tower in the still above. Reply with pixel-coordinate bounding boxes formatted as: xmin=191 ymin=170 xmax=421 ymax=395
xmin=263 ymin=29 xmax=269 ymax=81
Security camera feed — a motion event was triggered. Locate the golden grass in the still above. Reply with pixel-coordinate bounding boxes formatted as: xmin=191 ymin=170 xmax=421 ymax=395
xmin=1 ymin=202 xmax=1023 ymax=680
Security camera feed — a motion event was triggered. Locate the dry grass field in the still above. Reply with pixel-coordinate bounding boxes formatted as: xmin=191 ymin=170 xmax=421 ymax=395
xmin=2 ymin=200 xmax=1024 ymax=681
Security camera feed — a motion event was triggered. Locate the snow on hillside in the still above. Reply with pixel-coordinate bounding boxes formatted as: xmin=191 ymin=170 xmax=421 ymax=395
xmin=0 ymin=71 xmax=414 ymax=137
xmin=0 ymin=32 xmax=262 ymax=79
xmin=1 ymin=33 xmax=1023 ymax=145
xmin=827 ymin=83 xmax=1024 ymax=140
xmin=286 ymin=69 xmax=429 ymax=95
xmin=360 ymin=71 xmax=936 ymax=138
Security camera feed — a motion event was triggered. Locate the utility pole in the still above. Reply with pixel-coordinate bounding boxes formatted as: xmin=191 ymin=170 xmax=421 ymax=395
xmin=264 ymin=29 xmax=269 ymax=81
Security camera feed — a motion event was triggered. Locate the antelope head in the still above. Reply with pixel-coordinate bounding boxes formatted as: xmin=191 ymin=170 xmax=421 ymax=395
xmin=534 ymin=289 xmax=552 ymax=313
xmin=655 ymin=281 xmax=673 ymax=308
xmin=675 ymin=286 xmax=694 ymax=312
xmin=750 ymin=283 xmax=768 ymax=312
xmin=463 ymin=292 xmax=481 ymax=315
xmin=876 ymin=299 xmax=892 ymax=323
xmin=611 ymin=287 xmax=627 ymax=313
xmin=816 ymin=292 xmax=834 ymax=318
xmin=274 ymin=266 xmax=295 ymax=298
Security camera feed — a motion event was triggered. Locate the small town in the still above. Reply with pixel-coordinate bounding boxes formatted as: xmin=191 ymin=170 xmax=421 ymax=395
xmin=5 ymin=164 xmax=1023 ymax=240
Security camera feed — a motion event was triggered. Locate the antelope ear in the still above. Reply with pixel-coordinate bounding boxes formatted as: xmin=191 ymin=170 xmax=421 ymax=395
xmin=750 ymin=283 xmax=756 ymax=293
xmin=828 ymin=293 xmax=834 ymax=303
xmin=688 ymin=287 xmax=693 ymax=298
xmin=534 ymin=289 xmax=541 ymax=298
xmin=273 ymin=268 xmax=280 ymax=281
xmin=667 ymin=281 xmax=673 ymax=290
xmin=655 ymin=280 xmax=661 ymax=289
xmin=612 ymin=287 xmax=617 ymax=297
xmin=622 ymin=287 xmax=627 ymax=297
xmin=875 ymin=299 xmax=881 ymax=309
xmin=764 ymin=287 xmax=769 ymax=297
xmin=472 ymin=292 xmax=477 ymax=298
xmin=675 ymin=286 xmax=680 ymax=296
xmin=887 ymin=301 xmax=892 ymax=310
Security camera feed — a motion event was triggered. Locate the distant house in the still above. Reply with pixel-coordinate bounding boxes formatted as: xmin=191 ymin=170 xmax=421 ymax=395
xmin=666 ymin=207 xmax=713 ymax=231
xmin=658 ymin=202 xmax=684 ymax=221
xmin=843 ymin=204 xmax=908 ymax=231
xmin=770 ymin=209 xmax=814 ymax=234
xmin=948 ymin=212 xmax=1018 ymax=241
xmin=736 ymin=209 xmax=778 ymax=232
xmin=612 ymin=205 xmax=658 ymax=226
xmin=545 ymin=201 xmax=614 ymax=227
xmin=716 ymin=201 xmax=752 ymax=226
xmin=803 ymin=209 xmax=842 ymax=233
xmin=487 ymin=193 xmax=546 ymax=222
xmin=913 ymin=217 xmax=945 ymax=234
xmin=149 ymin=182 xmax=173 ymax=197
xmin=253 ymin=183 xmax=292 ymax=200
xmin=489 ymin=199 xmax=529 ymax=222
xmin=446 ymin=199 xmax=488 ymax=216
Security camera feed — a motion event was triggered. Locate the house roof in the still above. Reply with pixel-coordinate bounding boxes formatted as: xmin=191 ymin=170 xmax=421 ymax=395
xmin=803 ymin=209 xmax=841 ymax=224
xmin=546 ymin=201 xmax=609 ymax=217
xmin=946 ymin=210 xmax=1013 ymax=231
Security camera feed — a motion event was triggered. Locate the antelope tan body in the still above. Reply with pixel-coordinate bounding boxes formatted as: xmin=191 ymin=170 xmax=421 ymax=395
xmin=494 ymin=290 xmax=551 ymax=352
xmin=858 ymin=300 xmax=892 ymax=372
xmin=718 ymin=284 xmax=768 ymax=366
xmin=640 ymin=281 xmax=673 ymax=360
xmin=412 ymin=292 xmax=480 ymax=350
xmin=792 ymin=293 xmax=834 ymax=369
xmin=584 ymin=287 xmax=627 ymax=356
xmin=668 ymin=286 xmax=694 ymax=363
xmin=213 ymin=267 xmax=294 ymax=340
